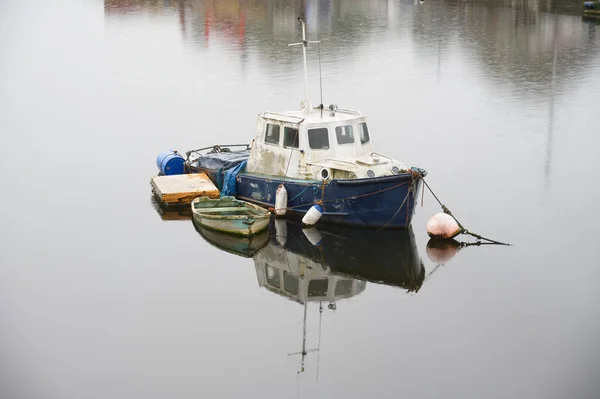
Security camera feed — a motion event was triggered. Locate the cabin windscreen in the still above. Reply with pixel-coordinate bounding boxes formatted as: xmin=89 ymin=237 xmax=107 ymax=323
xmin=266 ymin=266 xmax=280 ymax=288
xmin=265 ymin=124 xmax=281 ymax=145
xmin=308 ymin=279 xmax=329 ymax=297
xmin=335 ymin=125 xmax=355 ymax=145
xmin=358 ymin=122 xmax=370 ymax=144
xmin=283 ymin=271 xmax=299 ymax=295
xmin=308 ymin=128 xmax=330 ymax=149
xmin=335 ymin=279 xmax=354 ymax=295
xmin=283 ymin=127 xmax=299 ymax=148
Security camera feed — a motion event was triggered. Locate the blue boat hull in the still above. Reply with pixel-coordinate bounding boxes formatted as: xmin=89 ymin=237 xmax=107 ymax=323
xmin=235 ymin=172 xmax=423 ymax=229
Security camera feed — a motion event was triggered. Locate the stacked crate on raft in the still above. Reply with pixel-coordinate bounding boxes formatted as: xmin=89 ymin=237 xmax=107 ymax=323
xmin=151 ymin=173 xmax=220 ymax=207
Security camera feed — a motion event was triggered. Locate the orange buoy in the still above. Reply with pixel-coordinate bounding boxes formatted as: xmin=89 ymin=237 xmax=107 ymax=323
xmin=426 ymin=213 xmax=462 ymax=239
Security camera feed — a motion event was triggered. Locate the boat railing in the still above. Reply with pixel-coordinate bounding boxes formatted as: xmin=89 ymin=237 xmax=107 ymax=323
xmin=262 ymin=112 xmax=306 ymax=124
xmin=306 ymin=158 xmax=359 ymax=170
xmin=323 ymin=158 xmax=358 ymax=166
xmin=336 ymin=107 xmax=362 ymax=115
xmin=371 ymin=152 xmax=394 ymax=162
xmin=185 ymin=144 xmax=250 ymax=161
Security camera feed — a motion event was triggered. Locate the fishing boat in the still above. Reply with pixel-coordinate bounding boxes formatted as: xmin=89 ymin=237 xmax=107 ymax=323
xmin=190 ymin=196 xmax=271 ymax=237
xmin=182 ymin=19 xmax=426 ymax=229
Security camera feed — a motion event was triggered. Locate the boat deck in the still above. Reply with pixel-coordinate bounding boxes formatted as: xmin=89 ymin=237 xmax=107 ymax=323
xmin=151 ymin=173 xmax=219 ymax=207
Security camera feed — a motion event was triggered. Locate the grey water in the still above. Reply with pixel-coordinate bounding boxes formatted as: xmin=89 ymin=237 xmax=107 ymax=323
xmin=0 ymin=0 xmax=599 ymax=398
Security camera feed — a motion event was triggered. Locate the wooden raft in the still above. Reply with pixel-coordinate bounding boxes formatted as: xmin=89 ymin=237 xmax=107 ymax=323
xmin=151 ymin=173 xmax=220 ymax=207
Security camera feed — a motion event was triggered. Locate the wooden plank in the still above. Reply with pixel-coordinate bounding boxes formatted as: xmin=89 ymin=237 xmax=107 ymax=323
xmin=151 ymin=173 xmax=220 ymax=206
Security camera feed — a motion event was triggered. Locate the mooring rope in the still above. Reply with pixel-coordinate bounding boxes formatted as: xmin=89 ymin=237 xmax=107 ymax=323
xmin=376 ymin=172 xmax=420 ymax=230
xmin=287 ymin=183 xmax=318 ymax=203
xmin=420 ymin=177 xmax=511 ymax=246
xmin=273 ymin=179 xmax=412 ymax=212
xmin=378 ymin=189 xmax=410 ymax=231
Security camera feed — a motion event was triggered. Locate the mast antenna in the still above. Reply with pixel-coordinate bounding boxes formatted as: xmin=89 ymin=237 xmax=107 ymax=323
xmin=288 ymin=18 xmax=320 ymax=111
xmin=317 ymin=23 xmax=324 ymax=118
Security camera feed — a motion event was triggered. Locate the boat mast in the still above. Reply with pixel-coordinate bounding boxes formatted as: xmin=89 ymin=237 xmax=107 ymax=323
xmin=300 ymin=299 xmax=308 ymax=373
xmin=288 ymin=300 xmax=319 ymax=375
xmin=316 ymin=301 xmax=323 ymax=382
xmin=288 ymin=18 xmax=320 ymax=111
xmin=288 ymin=300 xmax=310 ymax=374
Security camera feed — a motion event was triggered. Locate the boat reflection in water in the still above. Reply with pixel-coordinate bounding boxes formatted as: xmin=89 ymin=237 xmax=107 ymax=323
xmin=191 ymin=218 xmax=424 ymax=374
xmin=257 ymin=220 xmax=425 ymax=304
xmin=254 ymin=222 xmax=368 ymax=308
xmin=192 ymin=218 xmax=270 ymax=258
xmin=192 ymin=218 xmax=425 ymax=299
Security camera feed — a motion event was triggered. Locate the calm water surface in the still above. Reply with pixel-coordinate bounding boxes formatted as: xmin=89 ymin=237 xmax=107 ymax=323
xmin=1 ymin=0 xmax=599 ymax=398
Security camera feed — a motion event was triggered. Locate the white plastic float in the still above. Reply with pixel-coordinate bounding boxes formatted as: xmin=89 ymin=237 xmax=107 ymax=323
xmin=302 ymin=204 xmax=323 ymax=227
xmin=275 ymin=184 xmax=287 ymax=216
xmin=274 ymin=219 xmax=287 ymax=247
xmin=302 ymin=226 xmax=323 ymax=246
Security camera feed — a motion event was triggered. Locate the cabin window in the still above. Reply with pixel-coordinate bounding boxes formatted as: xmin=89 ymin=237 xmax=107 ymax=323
xmin=283 ymin=271 xmax=299 ymax=295
xmin=308 ymin=279 xmax=328 ymax=297
xmin=264 ymin=124 xmax=281 ymax=145
xmin=358 ymin=122 xmax=370 ymax=144
xmin=356 ymin=281 xmax=366 ymax=291
xmin=265 ymin=265 xmax=281 ymax=288
xmin=308 ymin=128 xmax=329 ymax=150
xmin=283 ymin=127 xmax=299 ymax=148
xmin=335 ymin=125 xmax=354 ymax=145
xmin=335 ymin=279 xmax=353 ymax=296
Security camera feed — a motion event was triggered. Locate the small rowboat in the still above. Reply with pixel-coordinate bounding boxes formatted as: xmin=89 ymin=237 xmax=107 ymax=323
xmin=191 ymin=196 xmax=271 ymax=237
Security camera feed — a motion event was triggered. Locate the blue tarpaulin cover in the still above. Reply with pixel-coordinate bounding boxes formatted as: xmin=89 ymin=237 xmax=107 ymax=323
xmin=187 ymin=149 xmax=250 ymax=190
xmin=221 ymin=160 xmax=247 ymax=197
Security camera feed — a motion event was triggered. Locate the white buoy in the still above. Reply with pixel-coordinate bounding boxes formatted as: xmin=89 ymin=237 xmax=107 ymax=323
xmin=275 ymin=184 xmax=287 ymax=216
xmin=274 ymin=219 xmax=287 ymax=247
xmin=426 ymin=213 xmax=462 ymax=239
xmin=302 ymin=204 xmax=323 ymax=227
xmin=302 ymin=227 xmax=323 ymax=246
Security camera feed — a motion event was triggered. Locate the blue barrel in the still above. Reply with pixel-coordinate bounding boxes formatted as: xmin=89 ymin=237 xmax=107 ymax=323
xmin=156 ymin=150 xmax=185 ymax=175
xmin=584 ymin=1 xmax=595 ymax=9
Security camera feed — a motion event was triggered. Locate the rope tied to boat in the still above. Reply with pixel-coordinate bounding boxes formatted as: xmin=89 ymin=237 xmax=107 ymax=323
xmin=280 ymin=179 xmax=412 ymax=212
xmin=420 ymin=178 xmax=511 ymax=246
xmin=378 ymin=171 xmax=420 ymax=230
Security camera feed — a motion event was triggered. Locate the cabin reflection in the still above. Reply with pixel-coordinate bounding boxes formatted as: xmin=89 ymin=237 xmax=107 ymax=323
xmin=254 ymin=237 xmax=367 ymax=306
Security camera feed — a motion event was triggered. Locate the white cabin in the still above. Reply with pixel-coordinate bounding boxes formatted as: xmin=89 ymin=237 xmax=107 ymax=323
xmin=245 ymin=105 xmax=410 ymax=181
